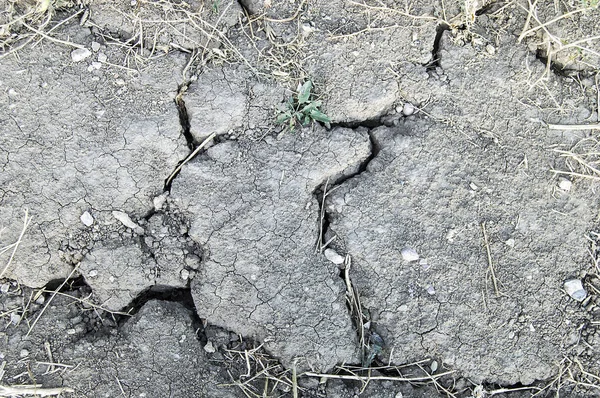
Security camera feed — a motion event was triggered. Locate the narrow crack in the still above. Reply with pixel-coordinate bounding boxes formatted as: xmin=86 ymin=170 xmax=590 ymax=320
xmin=426 ymin=22 xmax=450 ymax=72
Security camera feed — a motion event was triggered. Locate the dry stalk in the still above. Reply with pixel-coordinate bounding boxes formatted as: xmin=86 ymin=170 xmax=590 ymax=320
xmin=481 ymin=222 xmax=501 ymax=297
xmin=0 ymin=209 xmax=32 ymax=280
xmin=0 ymin=384 xmax=74 ymax=397
xmin=26 ymin=263 xmax=81 ymax=337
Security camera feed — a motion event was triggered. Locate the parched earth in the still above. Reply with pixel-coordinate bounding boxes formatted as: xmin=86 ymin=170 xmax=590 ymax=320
xmin=1 ymin=0 xmax=600 ymax=397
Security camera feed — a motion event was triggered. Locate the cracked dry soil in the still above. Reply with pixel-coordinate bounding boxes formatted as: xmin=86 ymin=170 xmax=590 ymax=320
xmin=2 ymin=0 xmax=600 ymax=397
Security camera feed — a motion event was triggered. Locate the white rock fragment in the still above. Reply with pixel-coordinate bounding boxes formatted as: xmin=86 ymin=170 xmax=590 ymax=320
xmin=564 ymin=279 xmax=587 ymax=302
xmin=19 ymin=349 xmax=29 ymax=358
xmin=71 ymin=48 xmax=92 ymax=62
xmin=324 ymin=248 xmax=345 ymax=265
xmin=0 ymin=283 xmax=9 ymax=294
xmin=153 ymin=193 xmax=168 ymax=210
xmin=401 ymin=247 xmax=419 ymax=262
xmin=204 ymin=341 xmax=216 ymax=353
xmin=10 ymin=313 xmax=21 ymax=325
xmin=402 ymin=102 xmax=416 ymax=116
xmin=112 ymin=210 xmax=144 ymax=234
xmin=426 ymin=285 xmax=436 ymax=295
xmin=88 ymin=270 xmax=98 ymax=277
xmin=558 ymin=178 xmax=572 ymax=192
xmin=505 ymin=238 xmax=515 ymax=248
xmin=97 ymin=52 xmax=108 ymax=63
xmin=485 ymin=44 xmax=496 ymax=55
xmin=91 ymin=41 xmax=101 ymax=52
xmin=80 ymin=211 xmax=94 ymax=226
xmin=180 ymin=269 xmax=190 ymax=280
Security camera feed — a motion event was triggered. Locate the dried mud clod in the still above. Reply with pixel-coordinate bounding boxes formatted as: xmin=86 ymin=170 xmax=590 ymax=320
xmin=3 ymin=0 xmax=600 ymax=396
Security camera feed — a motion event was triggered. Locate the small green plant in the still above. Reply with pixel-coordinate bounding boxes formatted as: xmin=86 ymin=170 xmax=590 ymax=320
xmin=276 ymin=81 xmax=331 ymax=131
xmin=211 ymin=0 xmax=220 ymax=13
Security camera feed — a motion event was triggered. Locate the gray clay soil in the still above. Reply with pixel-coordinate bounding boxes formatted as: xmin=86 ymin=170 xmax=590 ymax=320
xmin=2 ymin=0 xmax=600 ymax=397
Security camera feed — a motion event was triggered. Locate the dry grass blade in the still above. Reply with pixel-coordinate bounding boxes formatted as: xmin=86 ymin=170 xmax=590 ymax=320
xmin=481 ymin=222 xmax=501 ymax=297
xmin=26 ymin=263 xmax=81 ymax=337
xmin=165 ymin=132 xmax=217 ymax=187
xmin=552 ymin=137 xmax=600 ymax=181
xmin=0 ymin=209 xmax=32 ymax=280
xmin=0 ymin=384 xmax=74 ymax=397
xmin=548 ymin=123 xmax=600 ymax=130
xmin=303 ymin=369 xmax=455 ymax=382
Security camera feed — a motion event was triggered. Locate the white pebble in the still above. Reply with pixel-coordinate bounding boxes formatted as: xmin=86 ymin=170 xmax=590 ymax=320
xmin=402 ymin=103 xmax=415 ymax=116
xmin=80 ymin=211 xmax=94 ymax=226
xmin=426 ymin=285 xmax=436 ymax=295
xmin=558 ymin=178 xmax=572 ymax=192
xmin=485 ymin=44 xmax=496 ymax=55
xmin=19 ymin=349 xmax=29 ymax=358
xmin=564 ymin=279 xmax=587 ymax=302
xmin=35 ymin=295 xmax=45 ymax=305
xmin=71 ymin=48 xmax=92 ymax=62
xmin=112 ymin=210 xmax=144 ymax=234
xmin=91 ymin=41 xmax=101 ymax=52
xmin=153 ymin=193 xmax=168 ymax=210
xmin=88 ymin=270 xmax=98 ymax=277
xmin=97 ymin=52 xmax=108 ymax=63
xmin=204 ymin=341 xmax=216 ymax=353
xmin=180 ymin=269 xmax=190 ymax=280
xmin=10 ymin=313 xmax=21 ymax=325
xmin=324 ymin=248 xmax=345 ymax=265
xmin=401 ymin=247 xmax=419 ymax=262
xmin=505 ymin=238 xmax=515 ymax=247
xmin=0 ymin=283 xmax=9 ymax=293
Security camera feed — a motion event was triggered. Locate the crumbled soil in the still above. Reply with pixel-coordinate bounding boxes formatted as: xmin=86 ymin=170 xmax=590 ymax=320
xmin=1 ymin=0 xmax=600 ymax=396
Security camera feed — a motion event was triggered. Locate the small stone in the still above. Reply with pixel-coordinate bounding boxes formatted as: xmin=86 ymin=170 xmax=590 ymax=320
xmin=401 ymin=247 xmax=419 ymax=262
xmin=204 ymin=340 xmax=216 ymax=353
xmin=71 ymin=48 xmax=92 ymax=62
xmin=10 ymin=313 xmax=21 ymax=325
xmin=419 ymin=258 xmax=430 ymax=270
xmin=19 ymin=349 xmax=29 ymax=358
xmin=505 ymin=238 xmax=515 ymax=247
xmin=35 ymin=295 xmax=45 ymax=305
xmin=80 ymin=211 xmax=94 ymax=226
xmin=564 ymin=279 xmax=587 ymax=302
xmin=324 ymin=248 xmax=344 ymax=265
xmin=91 ymin=41 xmax=101 ymax=52
xmin=469 ymin=182 xmax=479 ymax=191
xmin=395 ymin=393 xmax=404 ymax=398
xmin=7 ymin=88 xmax=17 ymax=98
xmin=153 ymin=193 xmax=168 ymax=210
xmin=426 ymin=285 xmax=436 ymax=295
xmin=88 ymin=270 xmax=98 ymax=277
xmin=112 ymin=210 xmax=144 ymax=234
xmin=558 ymin=178 xmax=572 ymax=192
xmin=0 ymin=283 xmax=9 ymax=293
xmin=485 ymin=44 xmax=496 ymax=55
xmin=180 ymin=269 xmax=190 ymax=280
xmin=402 ymin=102 xmax=416 ymax=116
xmin=97 ymin=52 xmax=108 ymax=63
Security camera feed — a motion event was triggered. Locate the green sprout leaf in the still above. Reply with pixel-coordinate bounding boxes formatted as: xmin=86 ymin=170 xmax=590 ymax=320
xmin=297 ymin=81 xmax=312 ymax=104
xmin=308 ymin=109 xmax=331 ymax=123
xmin=276 ymin=79 xmax=331 ymax=132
